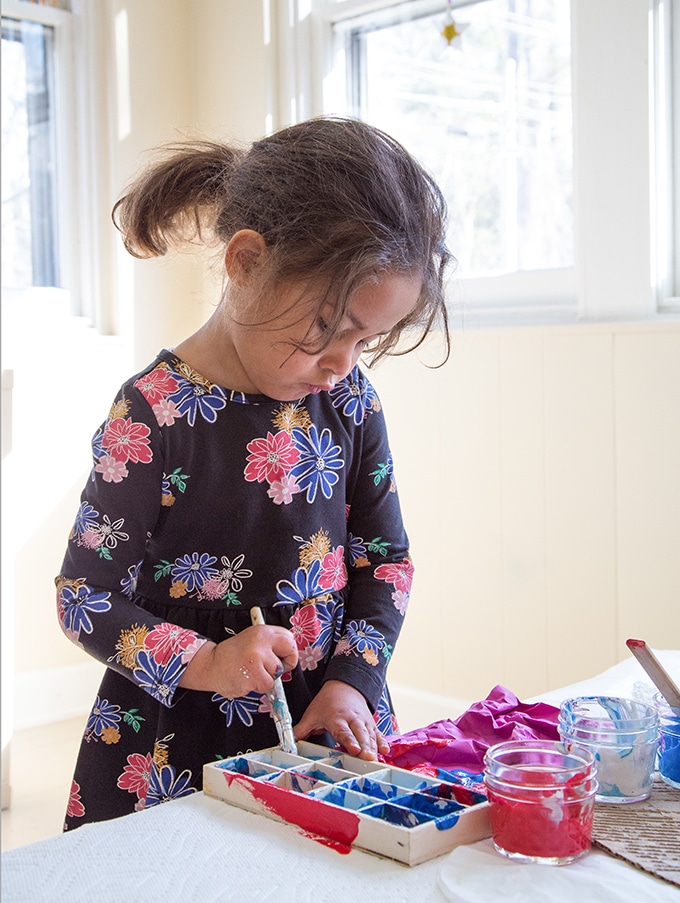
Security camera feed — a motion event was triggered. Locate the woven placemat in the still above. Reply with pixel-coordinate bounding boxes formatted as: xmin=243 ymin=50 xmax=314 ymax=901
xmin=592 ymin=775 xmax=680 ymax=888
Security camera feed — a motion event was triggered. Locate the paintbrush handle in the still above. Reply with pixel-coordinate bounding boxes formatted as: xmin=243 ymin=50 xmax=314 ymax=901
xmin=250 ymin=606 xmax=298 ymax=754
xmin=626 ymin=638 xmax=680 ymax=708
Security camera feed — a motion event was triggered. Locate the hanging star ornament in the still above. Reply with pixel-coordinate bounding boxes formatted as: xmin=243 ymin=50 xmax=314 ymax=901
xmin=441 ymin=2 xmax=469 ymax=48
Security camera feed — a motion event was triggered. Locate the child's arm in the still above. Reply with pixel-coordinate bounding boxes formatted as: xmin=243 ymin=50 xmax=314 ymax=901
xmin=56 ymin=379 xmax=214 ymax=707
xmin=300 ymin=373 xmax=412 ymax=754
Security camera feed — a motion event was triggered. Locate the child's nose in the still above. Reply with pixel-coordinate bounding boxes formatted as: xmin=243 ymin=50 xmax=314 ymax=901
xmin=318 ymin=340 xmax=360 ymax=381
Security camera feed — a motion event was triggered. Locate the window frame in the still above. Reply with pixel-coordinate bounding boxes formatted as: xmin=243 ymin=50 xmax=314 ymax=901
xmin=1 ymin=0 xmax=115 ymax=331
xmin=269 ymin=0 xmax=678 ymax=326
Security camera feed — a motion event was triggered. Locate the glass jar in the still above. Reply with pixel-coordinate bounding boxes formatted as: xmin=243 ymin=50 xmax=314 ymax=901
xmin=653 ymin=692 xmax=680 ymax=789
xmin=558 ymin=696 xmax=659 ymax=803
xmin=483 ymin=740 xmax=598 ymax=865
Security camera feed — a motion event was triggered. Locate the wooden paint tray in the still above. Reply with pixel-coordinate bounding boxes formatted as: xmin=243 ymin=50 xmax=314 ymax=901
xmin=203 ymin=741 xmax=491 ymax=865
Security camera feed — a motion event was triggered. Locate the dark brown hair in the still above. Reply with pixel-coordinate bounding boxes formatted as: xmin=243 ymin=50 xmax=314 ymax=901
xmin=112 ymin=117 xmax=453 ymax=364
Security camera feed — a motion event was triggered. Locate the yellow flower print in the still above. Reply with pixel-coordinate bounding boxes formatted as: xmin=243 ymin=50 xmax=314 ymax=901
xmin=115 ymin=624 xmax=150 ymax=669
xmin=101 ymin=726 xmax=121 ymax=744
xmin=173 ymin=359 xmax=212 ymax=388
xmin=55 ymin=575 xmax=84 ymax=593
xmin=298 ymin=529 xmax=331 ymax=569
xmin=153 ymin=740 xmax=170 ymax=769
xmin=362 ymin=648 xmax=379 ymax=666
xmin=170 ymin=579 xmax=188 ymax=598
xmin=353 ymin=556 xmax=371 ymax=568
xmin=161 ymin=492 xmax=175 ymax=507
xmin=108 ymin=399 xmax=131 ymax=420
xmin=272 ymin=403 xmax=312 ymax=434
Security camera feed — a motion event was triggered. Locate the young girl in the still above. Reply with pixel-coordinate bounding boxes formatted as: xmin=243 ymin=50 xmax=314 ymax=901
xmin=56 ymin=116 xmax=451 ymax=829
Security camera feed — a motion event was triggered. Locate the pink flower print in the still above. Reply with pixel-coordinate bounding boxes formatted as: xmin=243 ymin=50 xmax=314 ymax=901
xmin=79 ymin=528 xmax=104 ymax=549
xmin=66 ymin=780 xmax=85 ymax=818
xmin=244 ymin=431 xmax=300 ymax=484
xmin=374 ymin=557 xmax=414 ymax=593
xmin=299 ymin=643 xmax=323 ymax=671
xmin=143 ymin=622 xmax=199 ymax=665
xmin=134 ymin=368 xmax=179 ymax=404
xmin=94 ymin=454 xmax=129 ymax=483
xmin=319 ymin=546 xmax=348 ymax=592
xmin=267 ymin=475 xmax=301 ymax=505
xmin=290 ymin=605 xmax=321 ymax=649
xmin=392 ymin=589 xmax=409 ymax=615
xmin=117 ymin=752 xmax=154 ymax=799
xmin=102 ymin=417 xmax=152 ymax=465
xmin=196 ymin=576 xmax=229 ymax=601
xmin=181 ymin=635 xmax=208 ymax=664
xmin=153 ymin=397 xmax=180 ymax=427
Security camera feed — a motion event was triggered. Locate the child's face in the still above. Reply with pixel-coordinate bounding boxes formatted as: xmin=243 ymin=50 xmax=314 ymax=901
xmin=230 ymin=272 xmax=421 ymax=401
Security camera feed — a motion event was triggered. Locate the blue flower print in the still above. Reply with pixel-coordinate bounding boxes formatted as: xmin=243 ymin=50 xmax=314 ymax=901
xmin=374 ymin=690 xmax=396 ymax=736
xmin=171 ymin=552 xmax=218 ymax=593
xmin=121 ymin=560 xmax=142 ymax=598
xmin=135 ymin=650 xmax=183 ymax=706
xmin=58 ymin=583 xmax=112 ymax=637
xmin=329 ymin=374 xmax=377 ymax=425
xmin=314 ymin=596 xmax=344 ymax=654
xmin=347 ymin=533 xmax=368 ymax=565
xmin=276 ymin=558 xmax=322 ymax=606
xmin=345 ymin=619 xmax=385 ymax=655
xmin=145 ymin=763 xmax=196 ymax=806
xmin=87 ymin=696 xmax=121 ymax=736
xmin=73 ymin=502 xmax=99 ymax=537
xmin=290 ymin=425 xmax=344 ymax=503
xmin=170 ymin=379 xmax=227 ymax=426
xmin=212 ymin=692 xmax=262 ymax=728
xmin=91 ymin=424 xmax=105 ymax=461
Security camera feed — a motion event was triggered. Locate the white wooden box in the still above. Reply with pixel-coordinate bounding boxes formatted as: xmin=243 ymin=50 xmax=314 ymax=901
xmin=203 ymin=741 xmax=491 ymax=866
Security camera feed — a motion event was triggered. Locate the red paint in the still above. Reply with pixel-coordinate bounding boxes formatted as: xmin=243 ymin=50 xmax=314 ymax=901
xmin=222 ymin=771 xmax=360 ymax=850
xmin=486 ymin=780 xmax=594 ymax=860
xmin=626 ymin=638 xmax=645 ymax=648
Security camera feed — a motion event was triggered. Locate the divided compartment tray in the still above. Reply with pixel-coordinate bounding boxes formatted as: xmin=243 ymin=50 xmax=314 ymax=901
xmin=203 ymin=741 xmax=491 ymax=865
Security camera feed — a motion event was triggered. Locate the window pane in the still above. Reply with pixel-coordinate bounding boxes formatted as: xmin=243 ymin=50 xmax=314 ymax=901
xmin=2 ymin=17 xmax=59 ymax=289
xmin=342 ymin=0 xmax=572 ymax=278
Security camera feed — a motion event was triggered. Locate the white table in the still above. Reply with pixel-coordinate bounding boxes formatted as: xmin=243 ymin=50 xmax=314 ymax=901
xmin=3 ymin=653 xmax=679 ymax=903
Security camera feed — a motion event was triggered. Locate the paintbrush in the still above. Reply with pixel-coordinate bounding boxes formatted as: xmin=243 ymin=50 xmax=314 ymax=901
xmin=626 ymin=638 xmax=680 ymax=708
xmin=250 ymin=606 xmax=298 ymax=754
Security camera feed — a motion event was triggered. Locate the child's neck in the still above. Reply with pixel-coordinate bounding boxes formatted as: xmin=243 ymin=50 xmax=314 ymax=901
xmin=173 ymin=312 xmax=253 ymax=393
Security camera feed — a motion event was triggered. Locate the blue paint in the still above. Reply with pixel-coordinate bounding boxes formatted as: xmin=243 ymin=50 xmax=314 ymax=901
xmin=658 ymin=717 xmax=680 ymax=788
xmin=344 ymin=776 xmax=400 ymax=800
xmin=361 ymin=802 xmax=430 ymax=828
xmin=391 ymin=793 xmax=463 ymax=831
xmin=217 ymin=757 xmax=274 ymax=778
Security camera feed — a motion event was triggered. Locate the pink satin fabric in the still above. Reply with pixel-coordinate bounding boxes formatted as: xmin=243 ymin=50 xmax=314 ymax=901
xmin=383 ymin=685 xmax=560 ymax=772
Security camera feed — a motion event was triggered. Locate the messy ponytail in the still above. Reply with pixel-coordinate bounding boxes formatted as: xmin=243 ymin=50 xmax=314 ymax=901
xmin=112 ymin=142 xmax=245 ymax=258
xmin=112 ymin=117 xmax=453 ymax=364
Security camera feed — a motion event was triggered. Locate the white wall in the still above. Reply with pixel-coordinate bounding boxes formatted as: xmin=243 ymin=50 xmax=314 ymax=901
xmin=3 ymin=0 xmax=679 ymax=737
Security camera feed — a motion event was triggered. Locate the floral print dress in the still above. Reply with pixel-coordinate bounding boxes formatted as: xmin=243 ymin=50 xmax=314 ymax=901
xmin=57 ymin=351 xmax=412 ymax=829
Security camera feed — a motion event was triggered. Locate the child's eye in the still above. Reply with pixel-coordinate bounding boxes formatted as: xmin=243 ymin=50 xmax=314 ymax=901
xmin=317 ymin=317 xmax=329 ymax=334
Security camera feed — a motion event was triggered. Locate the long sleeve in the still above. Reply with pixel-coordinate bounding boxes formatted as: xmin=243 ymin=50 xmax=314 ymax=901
xmin=56 ymin=377 xmax=208 ymax=708
xmin=319 ymin=371 xmax=412 ymax=710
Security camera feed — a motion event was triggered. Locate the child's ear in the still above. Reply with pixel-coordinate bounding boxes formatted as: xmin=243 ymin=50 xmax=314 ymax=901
xmin=225 ymin=230 xmax=268 ymax=284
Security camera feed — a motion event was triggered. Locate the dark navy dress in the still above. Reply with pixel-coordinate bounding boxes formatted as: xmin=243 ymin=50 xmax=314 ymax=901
xmin=57 ymin=351 xmax=412 ymax=828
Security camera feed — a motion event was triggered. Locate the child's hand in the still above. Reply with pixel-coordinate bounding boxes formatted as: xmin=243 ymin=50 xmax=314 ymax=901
xmin=294 ymin=680 xmax=390 ymax=761
xmin=180 ymin=625 xmax=298 ymax=698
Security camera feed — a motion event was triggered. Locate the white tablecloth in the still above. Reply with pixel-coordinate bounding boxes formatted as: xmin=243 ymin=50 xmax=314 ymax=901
xmin=3 ymin=652 xmax=679 ymax=903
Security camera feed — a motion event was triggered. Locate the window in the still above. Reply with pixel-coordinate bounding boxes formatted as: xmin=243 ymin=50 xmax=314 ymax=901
xmin=651 ymin=0 xmax=680 ymax=310
xmin=335 ymin=0 xmax=573 ymax=282
xmin=1 ymin=0 xmax=114 ymax=330
xmin=2 ymin=9 xmax=62 ymax=288
xmin=274 ymin=0 xmax=675 ymax=324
